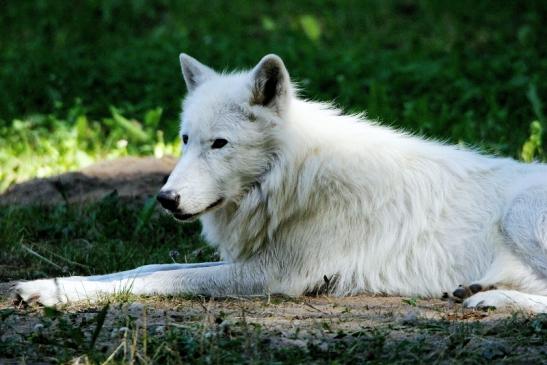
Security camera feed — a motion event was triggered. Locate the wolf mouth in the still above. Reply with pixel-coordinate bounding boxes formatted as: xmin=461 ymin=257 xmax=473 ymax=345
xmin=173 ymin=198 xmax=224 ymax=222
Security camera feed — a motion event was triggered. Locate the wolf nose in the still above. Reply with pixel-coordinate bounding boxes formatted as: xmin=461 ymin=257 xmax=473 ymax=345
xmin=157 ymin=190 xmax=180 ymax=212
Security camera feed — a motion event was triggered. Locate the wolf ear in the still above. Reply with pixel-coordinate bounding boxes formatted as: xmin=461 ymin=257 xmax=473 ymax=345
xmin=179 ymin=53 xmax=215 ymax=92
xmin=250 ymin=54 xmax=290 ymax=112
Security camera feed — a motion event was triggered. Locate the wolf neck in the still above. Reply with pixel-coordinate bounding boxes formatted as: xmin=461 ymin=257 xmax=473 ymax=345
xmin=200 ymin=97 xmax=494 ymax=262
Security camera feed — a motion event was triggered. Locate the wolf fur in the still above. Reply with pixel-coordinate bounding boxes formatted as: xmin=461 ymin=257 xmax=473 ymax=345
xmin=15 ymin=54 xmax=547 ymax=312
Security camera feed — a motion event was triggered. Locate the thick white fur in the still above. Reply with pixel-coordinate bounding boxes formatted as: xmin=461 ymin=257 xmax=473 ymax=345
xmin=15 ymin=54 xmax=547 ymax=312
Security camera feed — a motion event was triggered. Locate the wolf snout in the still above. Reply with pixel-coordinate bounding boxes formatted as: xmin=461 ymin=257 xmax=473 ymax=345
xmin=157 ymin=190 xmax=180 ymax=212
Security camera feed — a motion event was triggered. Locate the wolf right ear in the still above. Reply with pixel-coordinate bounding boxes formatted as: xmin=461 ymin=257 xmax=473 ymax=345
xmin=179 ymin=53 xmax=216 ymax=92
xmin=250 ymin=54 xmax=291 ymax=114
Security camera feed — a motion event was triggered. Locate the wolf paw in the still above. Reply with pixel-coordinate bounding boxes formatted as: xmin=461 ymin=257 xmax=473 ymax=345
xmin=463 ymin=291 xmax=512 ymax=310
xmin=451 ymin=283 xmax=496 ymax=302
xmin=13 ymin=279 xmax=67 ymax=307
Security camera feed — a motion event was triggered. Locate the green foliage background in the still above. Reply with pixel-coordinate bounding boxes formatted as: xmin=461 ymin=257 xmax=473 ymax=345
xmin=1 ymin=1 xmax=546 ymax=187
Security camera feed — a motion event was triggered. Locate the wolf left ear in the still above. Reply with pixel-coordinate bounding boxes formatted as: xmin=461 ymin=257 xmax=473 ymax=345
xmin=250 ymin=54 xmax=290 ymax=113
xmin=179 ymin=53 xmax=216 ymax=92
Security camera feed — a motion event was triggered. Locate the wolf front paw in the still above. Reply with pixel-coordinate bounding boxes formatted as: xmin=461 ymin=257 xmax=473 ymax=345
xmin=14 ymin=279 xmax=68 ymax=307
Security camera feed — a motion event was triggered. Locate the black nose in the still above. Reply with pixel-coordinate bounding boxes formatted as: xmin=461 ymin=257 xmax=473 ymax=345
xmin=157 ymin=190 xmax=180 ymax=212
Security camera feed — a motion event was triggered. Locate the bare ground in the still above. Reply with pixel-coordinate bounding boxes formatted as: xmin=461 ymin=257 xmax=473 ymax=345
xmin=0 ymin=156 xmax=176 ymax=205
xmin=1 ymin=282 xmax=540 ymax=363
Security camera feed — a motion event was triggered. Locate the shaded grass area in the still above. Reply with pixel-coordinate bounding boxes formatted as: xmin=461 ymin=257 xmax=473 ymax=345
xmin=0 ymin=194 xmax=215 ymax=281
xmin=2 ymin=0 xmax=546 ymax=154
xmin=1 ymin=0 xmax=546 ymax=192
xmin=2 ymin=0 xmax=547 ymax=192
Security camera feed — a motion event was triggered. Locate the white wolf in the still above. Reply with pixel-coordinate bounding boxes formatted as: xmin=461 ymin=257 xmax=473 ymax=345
xmin=15 ymin=54 xmax=547 ymax=312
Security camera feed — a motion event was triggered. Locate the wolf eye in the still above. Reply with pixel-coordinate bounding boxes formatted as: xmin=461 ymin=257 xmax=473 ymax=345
xmin=211 ymin=138 xmax=228 ymax=149
xmin=182 ymin=135 xmax=188 ymax=144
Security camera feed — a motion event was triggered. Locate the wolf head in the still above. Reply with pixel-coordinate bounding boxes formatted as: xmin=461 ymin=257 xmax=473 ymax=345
xmin=157 ymin=54 xmax=293 ymax=221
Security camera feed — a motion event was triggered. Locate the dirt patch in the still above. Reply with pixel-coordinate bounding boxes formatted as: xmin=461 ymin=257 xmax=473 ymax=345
xmin=0 ymin=156 xmax=177 ymax=205
xmin=1 ymin=288 xmax=544 ymax=364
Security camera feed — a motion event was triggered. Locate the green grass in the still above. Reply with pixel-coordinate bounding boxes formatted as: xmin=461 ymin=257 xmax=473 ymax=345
xmin=0 ymin=193 xmax=215 ymax=281
xmin=0 ymin=105 xmax=180 ymax=191
xmin=1 ymin=1 xmax=546 ymax=171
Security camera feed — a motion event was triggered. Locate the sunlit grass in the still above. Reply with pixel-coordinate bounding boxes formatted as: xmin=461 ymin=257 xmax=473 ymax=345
xmin=0 ymin=104 xmax=181 ymax=192
xmin=1 ymin=105 xmax=543 ymax=194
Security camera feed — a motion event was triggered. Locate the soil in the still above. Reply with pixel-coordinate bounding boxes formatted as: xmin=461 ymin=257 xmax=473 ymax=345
xmin=2 ymin=282 xmax=543 ymax=363
xmin=0 ymin=156 xmax=177 ymax=205
xmin=0 ymin=283 xmax=527 ymax=363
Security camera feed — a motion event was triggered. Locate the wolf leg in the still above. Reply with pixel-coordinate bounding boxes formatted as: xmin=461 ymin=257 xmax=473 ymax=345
xmin=14 ymin=261 xmax=266 ymax=306
xmin=463 ymin=185 xmax=547 ymax=312
xmin=464 ymin=290 xmax=547 ymax=312
xmin=83 ymin=262 xmax=226 ymax=281
xmin=14 ymin=261 xmax=227 ymax=306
